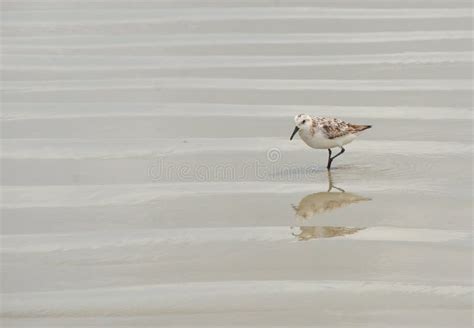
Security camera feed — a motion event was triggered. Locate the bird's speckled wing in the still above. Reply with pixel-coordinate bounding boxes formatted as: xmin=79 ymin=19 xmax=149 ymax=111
xmin=312 ymin=117 xmax=351 ymax=139
xmin=312 ymin=117 xmax=371 ymax=139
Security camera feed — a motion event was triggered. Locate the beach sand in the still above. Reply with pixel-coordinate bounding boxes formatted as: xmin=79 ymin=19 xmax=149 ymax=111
xmin=1 ymin=0 xmax=473 ymax=327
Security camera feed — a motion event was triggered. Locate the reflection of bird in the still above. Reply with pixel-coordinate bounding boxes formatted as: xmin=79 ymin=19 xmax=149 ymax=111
xmin=292 ymin=191 xmax=370 ymax=219
xmin=290 ymin=114 xmax=371 ymax=169
xmin=292 ymin=226 xmax=364 ymax=241
xmin=290 ymin=172 xmax=369 ymax=240
xmin=292 ymin=172 xmax=371 ymax=220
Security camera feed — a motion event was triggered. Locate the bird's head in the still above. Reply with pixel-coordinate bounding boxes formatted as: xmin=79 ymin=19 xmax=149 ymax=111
xmin=290 ymin=114 xmax=312 ymax=140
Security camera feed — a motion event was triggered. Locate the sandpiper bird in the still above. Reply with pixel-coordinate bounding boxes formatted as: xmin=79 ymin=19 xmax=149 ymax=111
xmin=290 ymin=114 xmax=371 ymax=170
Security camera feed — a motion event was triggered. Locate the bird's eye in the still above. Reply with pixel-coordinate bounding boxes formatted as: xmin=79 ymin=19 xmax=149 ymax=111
xmin=302 ymin=120 xmax=306 ymax=124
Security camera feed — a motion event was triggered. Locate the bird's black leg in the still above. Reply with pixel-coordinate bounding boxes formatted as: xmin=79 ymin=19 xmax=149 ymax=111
xmin=326 ymin=149 xmax=332 ymax=170
xmin=327 ymin=147 xmax=345 ymax=170
xmin=332 ymin=147 xmax=345 ymax=160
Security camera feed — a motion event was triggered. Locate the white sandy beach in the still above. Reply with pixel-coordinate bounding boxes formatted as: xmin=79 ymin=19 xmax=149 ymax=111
xmin=1 ymin=0 xmax=473 ymax=327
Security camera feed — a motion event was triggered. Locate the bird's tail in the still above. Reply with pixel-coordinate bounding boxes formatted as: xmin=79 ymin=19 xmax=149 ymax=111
xmin=350 ymin=124 xmax=372 ymax=132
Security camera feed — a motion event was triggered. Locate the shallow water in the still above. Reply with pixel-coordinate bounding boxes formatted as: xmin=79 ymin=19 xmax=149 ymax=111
xmin=1 ymin=0 xmax=473 ymax=327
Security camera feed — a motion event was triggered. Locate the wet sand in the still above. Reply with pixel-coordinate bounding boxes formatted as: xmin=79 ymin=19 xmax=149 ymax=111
xmin=1 ymin=0 xmax=473 ymax=327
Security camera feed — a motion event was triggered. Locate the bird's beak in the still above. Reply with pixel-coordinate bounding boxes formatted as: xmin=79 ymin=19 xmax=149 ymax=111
xmin=290 ymin=126 xmax=299 ymax=140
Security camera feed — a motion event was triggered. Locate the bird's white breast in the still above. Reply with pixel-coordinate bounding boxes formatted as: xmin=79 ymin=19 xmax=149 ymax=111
xmin=299 ymin=129 xmax=356 ymax=149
